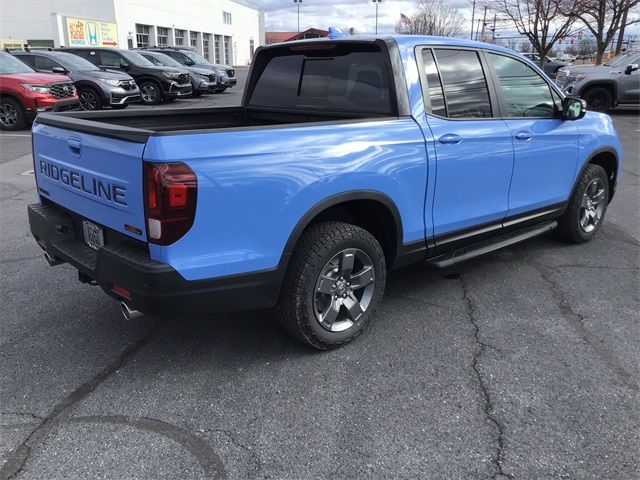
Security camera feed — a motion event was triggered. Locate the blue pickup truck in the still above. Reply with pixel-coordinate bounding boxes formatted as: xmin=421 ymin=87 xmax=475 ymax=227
xmin=28 ymin=36 xmax=622 ymax=349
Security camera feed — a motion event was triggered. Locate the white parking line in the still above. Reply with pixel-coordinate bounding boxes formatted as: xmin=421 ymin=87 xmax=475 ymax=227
xmin=21 ymin=169 xmax=34 ymax=176
xmin=0 ymin=133 xmax=31 ymax=137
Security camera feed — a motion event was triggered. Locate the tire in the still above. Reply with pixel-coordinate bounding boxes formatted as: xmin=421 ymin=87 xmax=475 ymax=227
xmin=111 ymin=104 xmax=128 ymax=110
xmin=0 ymin=97 xmax=26 ymax=131
xmin=556 ymin=164 xmax=609 ymax=243
xmin=192 ymin=90 xmax=203 ymax=97
xmin=214 ymin=87 xmax=227 ymax=94
xmin=582 ymin=87 xmax=613 ymax=112
xmin=78 ymin=87 xmax=102 ymax=110
xmin=139 ymin=80 xmax=162 ymax=105
xmin=276 ymin=221 xmax=386 ymax=350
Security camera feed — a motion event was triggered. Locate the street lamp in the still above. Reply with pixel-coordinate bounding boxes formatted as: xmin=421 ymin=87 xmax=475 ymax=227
xmin=372 ymin=0 xmax=382 ymax=35
xmin=294 ymin=0 xmax=302 ymax=35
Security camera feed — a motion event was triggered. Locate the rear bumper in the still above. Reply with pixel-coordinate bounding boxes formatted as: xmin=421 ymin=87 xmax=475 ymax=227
xmin=28 ymin=202 xmax=280 ymax=316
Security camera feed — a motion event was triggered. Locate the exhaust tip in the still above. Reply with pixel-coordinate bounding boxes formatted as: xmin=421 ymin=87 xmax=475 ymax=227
xmin=120 ymin=302 xmax=144 ymax=321
xmin=44 ymin=251 xmax=63 ymax=267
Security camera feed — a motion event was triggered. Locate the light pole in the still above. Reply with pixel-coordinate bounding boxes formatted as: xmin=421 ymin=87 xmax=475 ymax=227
xmin=294 ymin=0 xmax=302 ymax=35
xmin=372 ymin=0 xmax=382 ymax=35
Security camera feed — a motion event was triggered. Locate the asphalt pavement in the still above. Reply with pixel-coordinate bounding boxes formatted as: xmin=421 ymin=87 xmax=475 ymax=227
xmin=0 ymin=71 xmax=639 ymax=479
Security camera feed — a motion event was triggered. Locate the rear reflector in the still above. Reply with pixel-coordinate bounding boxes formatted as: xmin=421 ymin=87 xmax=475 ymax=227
xmin=144 ymin=162 xmax=197 ymax=246
xmin=112 ymin=284 xmax=131 ymax=300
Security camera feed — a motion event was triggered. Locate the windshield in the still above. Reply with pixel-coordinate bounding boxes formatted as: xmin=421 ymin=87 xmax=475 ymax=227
xmin=55 ymin=52 xmax=99 ymax=71
xmin=120 ymin=50 xmax=155 ymax=67
xmin=146 ymin=52 xmax=182 ymax=67
xmin=184 ymin=50 xmax=210 ymax=64
xmin=0 ymin=53 xmax=35 ymax=74
xmin=604 ymin=51 xmax=640 ymax=67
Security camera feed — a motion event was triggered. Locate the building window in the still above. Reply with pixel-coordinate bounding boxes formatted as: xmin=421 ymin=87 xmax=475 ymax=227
xmin=224 ymin=35 xmax=232 ymax=65
xmin=157 ymin=27 xmax=170 ymax=46
xmin=174 ymin=29 xmax=185 ymax=46
xmin=214 ymin=35 xmax=222 ymax=63
xmin=223 ymin=12 xmax=232 ymax=24
xmin=203 ymin=33 xmax=211 ymax=60
xmin=135 ymin=24 xmax=151 ymax=48
xmin=190 ymin=31 xmax=199 ymax=51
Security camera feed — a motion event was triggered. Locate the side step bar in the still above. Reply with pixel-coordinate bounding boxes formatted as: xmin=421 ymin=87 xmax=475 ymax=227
xmin=426 ymin=221 xmax=557 ymax=269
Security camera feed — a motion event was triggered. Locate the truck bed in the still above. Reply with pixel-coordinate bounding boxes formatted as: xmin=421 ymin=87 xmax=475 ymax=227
xmin=34 ymin=106 xmax=391 ymax=143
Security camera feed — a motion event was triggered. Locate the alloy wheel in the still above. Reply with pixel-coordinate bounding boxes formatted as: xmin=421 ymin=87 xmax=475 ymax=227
xmin=0 ymin=103 xmax=18 ymax=128
xmin=580 ymin=178 xmax=606 ymax=233
xmin=79 ymin=90 xmax=98 ymax=110
xmin=313 ymin=248 xmax=376 ymax=332
xmin=141 ymin=84 xmax=158 ymax=103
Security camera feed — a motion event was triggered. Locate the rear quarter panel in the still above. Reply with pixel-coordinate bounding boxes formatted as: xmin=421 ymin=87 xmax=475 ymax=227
xmin=143 ymin=118 xmax=428 ymax=281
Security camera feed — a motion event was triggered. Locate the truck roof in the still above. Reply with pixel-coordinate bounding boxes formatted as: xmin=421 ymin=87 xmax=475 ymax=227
xmin=267 ymin=34 xmax=521 ymax=58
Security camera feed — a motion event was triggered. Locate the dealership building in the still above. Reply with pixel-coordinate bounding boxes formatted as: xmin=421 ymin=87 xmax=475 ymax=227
xmin=0 ymin=0 xmax=264 ymax=66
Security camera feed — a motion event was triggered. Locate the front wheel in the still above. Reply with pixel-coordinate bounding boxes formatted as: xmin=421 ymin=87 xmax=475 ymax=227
xmin=556 ymin=164 xmax=609 ymax=243
xmin=139 ymin=81 xmax=162 ymax=105
xmin=582 ymin=87 xmax=613 ymax=112
xmin=0 ymin=98 xmax=26 ymax=130
xmin=78 ymin=87 xmax=102 ymax=110
xmin=277 ymin=221 xmax=386 ymax=350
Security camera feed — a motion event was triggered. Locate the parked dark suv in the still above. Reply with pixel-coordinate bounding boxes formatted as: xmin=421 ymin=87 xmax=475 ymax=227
xmin=136 ymin=50 xmax=219 ymax=96
xmin=60 ymin=47 xmax=192 ymax=105
xmin=139 ymin=46 xmax=236 ymax=92
xmin=11 ymin=49 xmax=140 ymax=110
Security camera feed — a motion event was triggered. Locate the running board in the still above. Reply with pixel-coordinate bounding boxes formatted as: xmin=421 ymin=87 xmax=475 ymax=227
xmin=426 ymin=221 xmax=557 ymax=268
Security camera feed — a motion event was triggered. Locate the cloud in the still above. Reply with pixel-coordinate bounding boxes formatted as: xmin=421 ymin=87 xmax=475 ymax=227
xmin=260 ymin=0 xmax=474 ymax=35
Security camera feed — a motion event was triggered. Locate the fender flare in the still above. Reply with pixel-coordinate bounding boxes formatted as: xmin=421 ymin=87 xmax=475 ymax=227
xmin=568 ymin=147 xmax=619 ymax=206
xmin=276 ymin=190 xmax=404 ymax=274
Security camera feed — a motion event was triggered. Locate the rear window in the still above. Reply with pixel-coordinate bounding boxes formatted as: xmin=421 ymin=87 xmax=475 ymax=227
xmin=249 ymin=44 xmax=393 ymax=114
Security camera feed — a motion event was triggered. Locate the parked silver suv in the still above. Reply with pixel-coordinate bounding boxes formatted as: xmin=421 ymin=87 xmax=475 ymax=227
xmin=555 ymin=51 xmax=640 ymax=111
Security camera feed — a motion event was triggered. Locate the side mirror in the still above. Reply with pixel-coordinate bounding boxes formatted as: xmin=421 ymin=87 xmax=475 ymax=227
xmin=562 ymin=97 xmax=587 ymax=120
xmin=51 ymin=66 xmax=68 ymax=74
xmin=184 ymin=59 xmax=195 ymax=66
xmin=624 ymin=63 xmax=638 ymax=75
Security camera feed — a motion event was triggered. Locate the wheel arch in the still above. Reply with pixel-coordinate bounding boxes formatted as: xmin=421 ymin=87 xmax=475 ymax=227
xmin=572 ymin=147 xmax=619 ymax=202
xmin=0 ymin=92 xmax=26 ymax=109
xmin=581 ymin=81 xmax=618 ymax=102
xmin=278 ymin=191 xmax=404 ymax=274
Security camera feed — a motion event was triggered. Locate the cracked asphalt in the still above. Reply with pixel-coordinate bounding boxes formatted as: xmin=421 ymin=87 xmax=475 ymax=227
xmin=1 ymin=69 xmax=639 ymax=479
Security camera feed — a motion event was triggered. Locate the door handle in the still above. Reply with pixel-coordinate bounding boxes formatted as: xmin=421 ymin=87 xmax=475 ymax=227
xmin=515 ymin=131 xmax=532 ymax=141
xmin=67 ymin=138 xmax=81 ymax=156
xmin=438 ymin=133 xmax=462 ymax=144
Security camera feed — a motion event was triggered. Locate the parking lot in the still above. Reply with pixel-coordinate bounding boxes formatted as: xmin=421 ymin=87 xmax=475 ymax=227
xmin=0 ymin=67 xmax=639 ymax=479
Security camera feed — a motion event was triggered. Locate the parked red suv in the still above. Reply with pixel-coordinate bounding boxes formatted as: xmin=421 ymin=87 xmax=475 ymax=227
xmin=0 ymin=51 xmax=79 ymax=130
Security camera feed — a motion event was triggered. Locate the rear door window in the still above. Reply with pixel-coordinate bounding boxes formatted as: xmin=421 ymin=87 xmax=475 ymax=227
xmin=99 ymin=51 xmax=124 ymax=68
xmin=433 ymin=49 xmax=492 ymax=118
xmin=13 ymin=55 xmax=36 ymax=69
xmin=249 ymin=46 xmax=392 ymax=114
xmin=32 ymin=55 xmax=63 ymax=71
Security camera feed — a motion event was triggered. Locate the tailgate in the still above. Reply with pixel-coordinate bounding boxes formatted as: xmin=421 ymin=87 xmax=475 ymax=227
xmin=32 ymin=122 xmax=147 ymax=242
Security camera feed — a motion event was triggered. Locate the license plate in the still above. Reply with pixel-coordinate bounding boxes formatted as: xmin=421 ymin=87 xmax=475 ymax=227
xmin=82 ymin=220 xmax=104 ymax=250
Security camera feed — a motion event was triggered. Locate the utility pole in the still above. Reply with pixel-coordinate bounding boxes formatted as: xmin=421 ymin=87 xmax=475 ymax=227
xmin=470 ymin=0 xmax=476 ymax=40
xmin=372 ymin=0 xmax=382 ymax=35
xmin=491 ymin=13 xmax=496 ymax=43
xmin=480 ymin=6 xmax=487 ymax=42
xmin=475 ymin=19 xmax=482 ymax=41
xmin=294 ymin=0 xmax=302 ymax=35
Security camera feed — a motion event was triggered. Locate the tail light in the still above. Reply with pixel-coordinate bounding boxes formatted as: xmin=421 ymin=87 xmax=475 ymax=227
xmin=144 ymin=162 xmax=197 ymax=245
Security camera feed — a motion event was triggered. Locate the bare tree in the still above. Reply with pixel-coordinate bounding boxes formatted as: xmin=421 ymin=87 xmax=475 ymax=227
xmin=484 ymin=0 xmax=578 ymax=67
xmin=395 ymin=0 xmax=465 ymax=37
xmin=571 ymin=0 xmax=640 ymax=64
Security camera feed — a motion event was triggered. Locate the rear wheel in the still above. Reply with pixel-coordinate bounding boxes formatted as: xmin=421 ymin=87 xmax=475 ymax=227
xmin=78 ymin=87 xmax=102 ymax=110
xmin=139 ymin=81 xmax=162 ymax=105
xmin=583 ymin=87 xmax=613 ymax=112
xmin=277 ymin=221 xmax=386 ymax=350
xmin=0 ymin=98 xmax=26 ymax=131
xmin=556 ymin=164 xmax=609 ymax=243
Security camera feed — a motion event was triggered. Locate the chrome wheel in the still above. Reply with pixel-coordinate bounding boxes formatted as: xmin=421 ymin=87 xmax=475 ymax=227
xmin=141 ymin=84 xmax=159 ymax=103
xmin=580 ymin=178 xmax=606 ymax=233
xmin=313 ymin=248 xmax=375 ymax=332
xmin=79 ymin=90 xmax=98 ymax=110
xmin=0 ymin=103 xmax=18 ymax=128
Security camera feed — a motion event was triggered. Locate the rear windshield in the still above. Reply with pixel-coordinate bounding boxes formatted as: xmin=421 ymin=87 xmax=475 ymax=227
xmin=249 ymin=44 xmax=393 ymax=115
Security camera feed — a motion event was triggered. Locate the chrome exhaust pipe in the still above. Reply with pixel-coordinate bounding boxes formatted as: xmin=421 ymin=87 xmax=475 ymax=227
xmin=120 ymin=302 xmax=144 ymax=321
xmin=44 ymin=251 xmax=63 ymax=266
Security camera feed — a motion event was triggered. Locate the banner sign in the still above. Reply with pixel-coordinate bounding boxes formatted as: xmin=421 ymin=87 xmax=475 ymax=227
xmin=65 ymin=17 xmax=118 ymax=47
